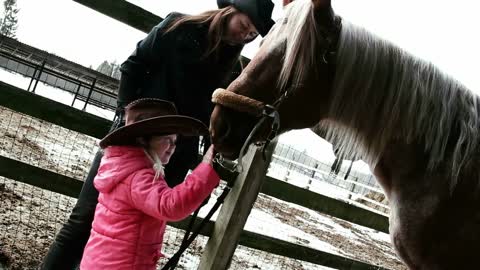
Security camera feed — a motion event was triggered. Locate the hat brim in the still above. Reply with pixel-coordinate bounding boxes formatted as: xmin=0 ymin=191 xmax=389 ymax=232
xmin=99 ymin=116 xmax=208 ymax=148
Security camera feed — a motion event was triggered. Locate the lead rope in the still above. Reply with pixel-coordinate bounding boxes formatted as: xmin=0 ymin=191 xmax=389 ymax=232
xmin=161 ymin=175 xmax=236 ymax=270
xmin=212 ymin=88 xmax=285 ymax=169
xmin=162 ymin=139 xmax=239 ymax=269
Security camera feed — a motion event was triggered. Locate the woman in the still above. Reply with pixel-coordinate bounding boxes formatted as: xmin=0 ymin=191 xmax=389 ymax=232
xmin=41 ymin=0 xmax=275 ymax=269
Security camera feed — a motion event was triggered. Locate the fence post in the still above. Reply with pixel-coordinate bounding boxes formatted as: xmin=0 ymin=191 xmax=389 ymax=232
xmin=284 ymin=170 xmax=290 ymax=182
xmin=348 ymin=176 xmax=358 ymax=200
xmin=198 ymin=139 xmax=277 ymax=270
xmin=27 ymin=66 xmax=38 ymax=92
xmin=32 ymin=59 xmax=46 ymax=93
xmin=71 ymin=82 xmax=82 ymax=107
xmin=306 ymin=163 xmax=318 ymax=190
xmin=344 ymin=160 xmax=353 ymax=180
xmin=82 ymin=78 xmax=97 ymax=111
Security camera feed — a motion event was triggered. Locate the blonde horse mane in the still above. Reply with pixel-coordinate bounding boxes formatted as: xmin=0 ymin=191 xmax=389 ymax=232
xmin=270 ymin=0 xmax=480 ymax=188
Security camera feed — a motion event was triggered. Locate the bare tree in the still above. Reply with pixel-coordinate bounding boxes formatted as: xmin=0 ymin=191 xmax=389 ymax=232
xmin=96 ymin=60 xmax=121 ymax=79
xmin=0 ymin=0 xmax=19 ymax=38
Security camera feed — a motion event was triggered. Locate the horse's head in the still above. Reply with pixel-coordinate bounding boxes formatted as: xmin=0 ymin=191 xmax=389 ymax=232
xmin=210 ymin=0 xmax=341 ymax=159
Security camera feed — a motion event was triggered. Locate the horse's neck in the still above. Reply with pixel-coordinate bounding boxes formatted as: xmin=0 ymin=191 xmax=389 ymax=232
xmin=324 ymin=21 xmax=480 ymax=181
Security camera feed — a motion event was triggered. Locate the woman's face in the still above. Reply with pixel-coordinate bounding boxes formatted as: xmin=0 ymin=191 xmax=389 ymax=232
xmin=224 ymin=11 xmax=259 ymax=45
xmin=149 ymin=134 xmax=177 ymax=164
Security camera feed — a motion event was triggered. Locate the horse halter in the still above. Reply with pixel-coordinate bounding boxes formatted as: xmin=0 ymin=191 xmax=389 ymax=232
xmin=211 ymin=87 xmax=289 ymax=173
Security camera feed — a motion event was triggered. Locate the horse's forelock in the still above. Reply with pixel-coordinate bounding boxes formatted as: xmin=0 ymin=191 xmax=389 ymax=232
xmin=266 ymin=0 xmax=317 ymax=92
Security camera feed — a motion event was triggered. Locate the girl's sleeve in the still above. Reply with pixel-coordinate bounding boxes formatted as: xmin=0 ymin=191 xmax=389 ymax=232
xmin=130 ymin=163 xmax=220 ymax=221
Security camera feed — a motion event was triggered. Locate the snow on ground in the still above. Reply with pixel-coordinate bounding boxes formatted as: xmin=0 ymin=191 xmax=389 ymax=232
xmin=194 ymin=182 xmax=401 ymax=269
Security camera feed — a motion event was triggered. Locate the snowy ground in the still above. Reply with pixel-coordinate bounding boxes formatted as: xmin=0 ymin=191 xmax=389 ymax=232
xmin=0 ymin=71 xmax=405 ymax=269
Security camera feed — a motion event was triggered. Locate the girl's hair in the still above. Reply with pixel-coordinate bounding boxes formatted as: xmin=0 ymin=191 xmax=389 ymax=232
xmin=163 ymin=7 xmax=238 ymax=58
xmin=137 ymin=136 xmax=164 ymax=181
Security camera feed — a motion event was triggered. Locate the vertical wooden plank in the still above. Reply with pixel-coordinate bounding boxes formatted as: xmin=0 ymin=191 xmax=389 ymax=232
xmin=198 ymin=139 xmax=277 ymax=270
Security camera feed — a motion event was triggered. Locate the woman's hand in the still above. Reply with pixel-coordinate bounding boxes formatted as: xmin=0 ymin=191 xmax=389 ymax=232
xmin=202 ymin=145 xmax=215 ymax=165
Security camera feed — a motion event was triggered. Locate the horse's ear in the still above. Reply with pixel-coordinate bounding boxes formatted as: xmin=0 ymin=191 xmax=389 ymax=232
xmin=312 ymin=0 xmax=331 ymax=10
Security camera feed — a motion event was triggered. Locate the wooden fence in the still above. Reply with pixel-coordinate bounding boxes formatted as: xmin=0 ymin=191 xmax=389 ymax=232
xmin=0 ymin=78 xmax=391 ymax=270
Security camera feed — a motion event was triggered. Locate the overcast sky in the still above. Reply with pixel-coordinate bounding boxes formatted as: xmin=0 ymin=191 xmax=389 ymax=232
xmin=8 ymin=0 xmax=480 ymax=93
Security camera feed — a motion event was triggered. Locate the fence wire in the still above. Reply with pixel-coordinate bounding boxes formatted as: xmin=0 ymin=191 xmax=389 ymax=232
xmin=269 ymin=144 xmax=388 ymax=215
xmin=0 ymin=105 xmax=403 ymax=269
xmin=0 ymin=177 xmax=75 ymax=269
xmin=0 ymin=105 xmax=98 ymax=180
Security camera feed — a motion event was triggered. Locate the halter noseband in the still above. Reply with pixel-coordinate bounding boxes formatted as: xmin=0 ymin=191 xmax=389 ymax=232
xmin=211 ymin=88 xmax=287 ymax=172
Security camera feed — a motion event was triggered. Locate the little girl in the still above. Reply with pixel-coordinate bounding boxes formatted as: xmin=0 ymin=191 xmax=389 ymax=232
xmin=80 ymin=98 xmax=219 ymax=269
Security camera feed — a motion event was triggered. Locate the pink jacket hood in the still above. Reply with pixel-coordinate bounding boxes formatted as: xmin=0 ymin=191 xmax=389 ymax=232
xmin=94 ymin=146 xmax=151 ymax=193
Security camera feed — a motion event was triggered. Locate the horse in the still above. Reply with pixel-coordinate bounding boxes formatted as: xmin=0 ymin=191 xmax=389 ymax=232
xmin=209 ymin=0 xmax=480 ymax=269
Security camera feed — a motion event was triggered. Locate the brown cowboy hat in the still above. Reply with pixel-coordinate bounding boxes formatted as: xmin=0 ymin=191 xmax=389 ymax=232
xmin=99 ymin=98 xmax=208 ymax=148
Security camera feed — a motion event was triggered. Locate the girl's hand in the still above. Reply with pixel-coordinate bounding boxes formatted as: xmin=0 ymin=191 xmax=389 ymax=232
xmin=202 ymin=145 xmax=215 ymax=165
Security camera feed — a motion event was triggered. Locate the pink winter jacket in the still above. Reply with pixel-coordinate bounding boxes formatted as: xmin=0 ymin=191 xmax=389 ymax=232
xmin=80 ymin=146 xmax=220 ymax=270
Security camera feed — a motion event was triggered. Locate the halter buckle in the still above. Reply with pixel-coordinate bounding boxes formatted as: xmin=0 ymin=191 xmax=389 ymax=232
xmin=262 ymin=104 xmax=281 ymax=142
